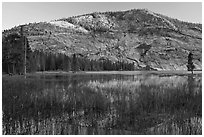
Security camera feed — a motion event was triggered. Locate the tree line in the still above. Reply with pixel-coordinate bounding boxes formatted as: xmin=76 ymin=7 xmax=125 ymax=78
xmin=29 ymin=51 xmax=135 ymax=72
xmin=2 ymin=32 xmax=196 ymax=74
xmin=2 ymin=33 xmax=135 ymax=74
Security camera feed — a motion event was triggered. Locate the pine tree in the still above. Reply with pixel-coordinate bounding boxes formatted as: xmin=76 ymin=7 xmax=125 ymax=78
xmin=187 ymin=52 xmax=195 ymax=74
xmin=2 ymin=33 xmax=28 ymax=74
xmin=72 ymin=54 xmax=78 ymax=72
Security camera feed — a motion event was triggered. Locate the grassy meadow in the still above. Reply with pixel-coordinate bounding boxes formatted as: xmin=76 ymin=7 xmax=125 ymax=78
xmin=2 ymin=72 xmax=202 ymax=135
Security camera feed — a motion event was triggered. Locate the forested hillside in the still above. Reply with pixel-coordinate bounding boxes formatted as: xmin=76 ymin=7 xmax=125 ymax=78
xmin=2 ymin=9 xmax=202 ymax=74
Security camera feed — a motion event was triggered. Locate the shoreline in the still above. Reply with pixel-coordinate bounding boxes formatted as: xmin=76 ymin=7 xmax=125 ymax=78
xmin=2 ymin=70 xmax=202 ymax=78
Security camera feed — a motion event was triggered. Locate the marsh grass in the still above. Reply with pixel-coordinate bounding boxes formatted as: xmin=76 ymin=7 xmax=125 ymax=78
xmin=2 ymin=74 xmax=202 ymax=135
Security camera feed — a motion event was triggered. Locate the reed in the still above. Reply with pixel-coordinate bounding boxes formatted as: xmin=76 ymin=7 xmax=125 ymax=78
xmin=2 ymin=74 xmax=202 ymax=135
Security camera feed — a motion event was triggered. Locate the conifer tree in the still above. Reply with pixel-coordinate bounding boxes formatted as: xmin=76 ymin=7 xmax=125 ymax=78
xmin=72 ymin=54 xmax=78 ymax=72
xmin=187 ymin=52 xmax=195 ymax=74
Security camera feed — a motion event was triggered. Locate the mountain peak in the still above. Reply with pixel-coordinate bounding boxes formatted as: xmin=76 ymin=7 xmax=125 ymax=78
xmin=2 ymin=9 xmax=202 ymax=70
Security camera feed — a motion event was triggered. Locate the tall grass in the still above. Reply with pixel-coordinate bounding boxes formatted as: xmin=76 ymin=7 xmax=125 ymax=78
xmin=2 ymin=74 xmax=202 ymax=135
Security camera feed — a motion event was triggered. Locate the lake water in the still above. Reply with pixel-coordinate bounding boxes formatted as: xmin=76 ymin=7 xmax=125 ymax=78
xmin=2 ymin=72 xmax=202 ymax=135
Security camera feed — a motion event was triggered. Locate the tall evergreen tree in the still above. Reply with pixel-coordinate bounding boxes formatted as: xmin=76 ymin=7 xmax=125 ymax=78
xmin=2 ymin=33 xmax=29 ymax=74
xmin=72 ymin=54 xmax=78 ymax=72
xmin=187 ymin=52 xmax=195 ymax=74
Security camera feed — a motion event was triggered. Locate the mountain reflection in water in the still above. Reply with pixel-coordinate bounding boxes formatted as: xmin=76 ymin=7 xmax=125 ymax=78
xmin=2 ymin=73 xmax=202 ymax=135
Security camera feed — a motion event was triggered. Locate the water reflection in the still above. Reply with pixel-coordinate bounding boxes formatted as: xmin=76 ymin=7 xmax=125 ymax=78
xmin=2 ymin=73 xmax=202 ymax=135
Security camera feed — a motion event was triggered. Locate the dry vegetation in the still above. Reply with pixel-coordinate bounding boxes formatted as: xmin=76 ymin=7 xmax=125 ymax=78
xmin=2 ymin=73 xmax=202 ymax=135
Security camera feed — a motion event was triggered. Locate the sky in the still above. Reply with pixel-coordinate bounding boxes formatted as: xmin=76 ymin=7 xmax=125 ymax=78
xmin=2 ymin=2 xmax=202 ymax=30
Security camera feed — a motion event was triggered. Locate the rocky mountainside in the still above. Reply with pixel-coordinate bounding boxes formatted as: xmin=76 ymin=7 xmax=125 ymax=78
xmin=2 ymin=9 xmax=202 ymax=70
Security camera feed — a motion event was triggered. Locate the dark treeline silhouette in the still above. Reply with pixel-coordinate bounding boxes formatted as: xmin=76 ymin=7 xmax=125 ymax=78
xmin=2 ymin=33 xmax=31 ymax=74
xmin=2 ymin=33 xmax=135 ymax=74
xmin=28 ymin=51 xmax=135 ymax=72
